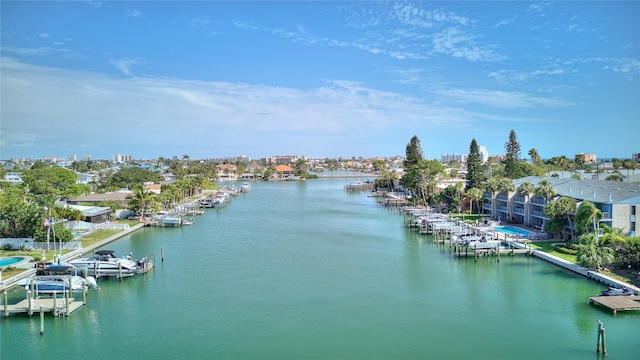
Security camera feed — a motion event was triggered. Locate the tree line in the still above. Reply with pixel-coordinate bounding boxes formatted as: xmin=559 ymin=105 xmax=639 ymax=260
xmin=400 ymin=131 xmax=639 ymax=272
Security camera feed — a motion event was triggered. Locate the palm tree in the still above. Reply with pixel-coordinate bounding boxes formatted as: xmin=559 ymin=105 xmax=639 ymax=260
xmin=557 ymin=197 xmax=577 ymax=241
xmin=466 ymin=187 xmax=483 ymax=215
xmin=128 ymin=186 xmax=152 ymax=221
xmin=497 ymin=177 xmax=515 ymax=221
xmin=535 ymin=179 xmax=556 ymax=202
xmin=622 ymin=159 xmax=637 ymax=182
xmin=574 ymin=201 xmax=602 ymax=237
xmin=517 ymin=181 xmax=535 ymax=224
xmin=576 ymin=233 xmax=615 ymax=270
xmin=599 ymin=224 xmax=624 ymax=246
xmin=528 ymin=148 xmax=540 ymax=165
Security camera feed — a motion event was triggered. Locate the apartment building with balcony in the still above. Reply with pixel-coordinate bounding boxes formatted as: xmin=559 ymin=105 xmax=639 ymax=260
xmin=482 ymin=177 xmax=639 ymax=238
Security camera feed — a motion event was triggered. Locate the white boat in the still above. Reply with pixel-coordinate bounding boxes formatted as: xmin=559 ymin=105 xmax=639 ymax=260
xmin=240 ymin=182 xmax=251 ymax=193
xmin=453 ymin=235 xmax=501 ymax=249
xmin=18 ymin=265 xmax=98 ymax=294
xmin=155 ymin=212 xmax=182 ymax=226
xmin=69 ymin=250 xmax=140 ymax=278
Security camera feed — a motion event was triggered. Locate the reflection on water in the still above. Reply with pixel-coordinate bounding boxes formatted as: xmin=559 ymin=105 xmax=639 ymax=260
xmin=1 ymin=179 xmax=637 ymax=360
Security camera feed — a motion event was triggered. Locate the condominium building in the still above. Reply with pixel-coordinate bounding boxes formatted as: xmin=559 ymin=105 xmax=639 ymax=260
xmin=482 ymin=177 xmax=639 ymax=238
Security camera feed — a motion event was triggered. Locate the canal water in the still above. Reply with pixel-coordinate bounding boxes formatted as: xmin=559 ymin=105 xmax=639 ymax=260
xmin=1 ymin=179 xmax=638 ymax=359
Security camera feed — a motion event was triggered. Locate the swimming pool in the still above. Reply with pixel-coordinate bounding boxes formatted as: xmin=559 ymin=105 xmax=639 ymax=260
xmin=0 ymin=256 xmax=24 ymax=267
xmin=494 ymin=226 xmax=532 ymax=237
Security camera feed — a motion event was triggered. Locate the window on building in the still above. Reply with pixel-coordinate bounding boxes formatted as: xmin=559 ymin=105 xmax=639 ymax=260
xmin=632 ymin=206 xmax=636 ymax=216
xmin=631 ymin=222 xmax=636 ymax=232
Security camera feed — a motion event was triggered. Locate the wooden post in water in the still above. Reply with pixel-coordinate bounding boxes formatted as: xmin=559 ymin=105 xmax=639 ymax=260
xmin=27 ymin=290 xmax=32 ymax=316
xmin=152 ymin=253 xmax=156 ymax=267
xmin=161 ymin=246 xmax=165 ymax=262
xmin=39 ymin=305 xmax=44 ymax=335
xmin=65 ymin=290 xmax=69 ymax=316
xmin=94 ymin=261 xmax=98 ymax=280
xmin=118 ymin=262 xmax=123 ymax=281
xmin=83 ymin=282 xmax=87 ymax=305
xmin=3 ymin=291 xmax=7 ymax=318
xmin=53 ymin=291 xmax=58 ymax=317
xmin=596 ymin=320 xmax=607 ymax=354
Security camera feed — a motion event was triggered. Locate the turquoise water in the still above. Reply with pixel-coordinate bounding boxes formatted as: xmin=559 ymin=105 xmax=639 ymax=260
xmin=1 ymin=179 xmax=638 ymax=359
xmin=0 ymin=257 xmax=23 ymax=267
xmin=495 ymin=225 xmax=532 ymax=236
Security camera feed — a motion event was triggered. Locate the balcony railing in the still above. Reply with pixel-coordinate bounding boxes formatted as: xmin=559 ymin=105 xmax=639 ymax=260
xmin=530 ymin=198 xmax=545 ymax=205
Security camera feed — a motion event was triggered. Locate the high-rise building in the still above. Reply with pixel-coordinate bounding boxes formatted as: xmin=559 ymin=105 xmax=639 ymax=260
xmin=478 ymin=145 xmax=489 ymax=163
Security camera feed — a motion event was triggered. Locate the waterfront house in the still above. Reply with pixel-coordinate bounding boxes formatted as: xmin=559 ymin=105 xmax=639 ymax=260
xmin=275 ymin=164 xmax=295 ymax=179
xmin=217 ymin=164 xmax=238 ymax=181
xmin=68 ymin=191 xmax=132 ymax=208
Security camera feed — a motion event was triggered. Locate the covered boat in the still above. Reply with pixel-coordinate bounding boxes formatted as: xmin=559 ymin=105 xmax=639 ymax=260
xmin=18 ymin=265 xmax=97 ymax=294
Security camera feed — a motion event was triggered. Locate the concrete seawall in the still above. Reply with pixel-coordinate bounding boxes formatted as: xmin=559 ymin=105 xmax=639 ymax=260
xmin=509 ymin=241 xmax=640 ymax=295
xmin=0 ymin=223 xmax=146 ymax=292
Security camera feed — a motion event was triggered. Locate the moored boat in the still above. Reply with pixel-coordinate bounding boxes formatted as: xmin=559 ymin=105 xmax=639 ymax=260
xmin=18 ymin=265 xmax=98 ymax=293
xmin=69 ymin=250 xmax=140 ymax=278
xmin=598 ymin=286 xmax=635 ymax=296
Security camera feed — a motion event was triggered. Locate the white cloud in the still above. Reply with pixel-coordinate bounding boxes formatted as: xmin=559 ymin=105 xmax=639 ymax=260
xmin=125 ymin=9 xmax=143 ymax=18
xmin=432 ymin=27 xmax=504 ymax=62
xmin=431 ymin=87 xmax=575 ymax=109
xmin=1 ymin=58 xmax=478 ymax=158
xmin=109 ymin=57 xmax=142 ymax=77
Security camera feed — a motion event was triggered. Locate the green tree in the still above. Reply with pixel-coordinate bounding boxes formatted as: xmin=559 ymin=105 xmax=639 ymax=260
xmin=574 ymin=154 xmax=586 ymax=169
xmin=528 ymin=148 xmax=541 ymax=165
xmin=127 ymin=186 xmax=154 ymax=220
xmin=104 ymin=167 xmax=163 ymax=189
xmin=574 ymin=201 xmax=602 ymax=237
xmin=576 ymin=233 xmax=614 ymax=270
xmin=440 ymin=183 xmax=464 ymax=213
xmin=0 ymin=184 xmax=43 ymax=239
xmin=535 ymin=179 xmax=556 ymax=202
xmin=622 ymin=159 xmax=637 ymax=182
xmin=465 ymin=138 xmax=483 ymax=190
xmin=403 ymin=135 xmax=423 ymax=169
xmin=544 ymin=196 xmax=576 ymax=241
xmin=21 ymin=166 xmax=78 ymax=197
xmin=504 ymin=129 xmax=521 ymax=179
xmin=466 ymin=187 xmax=483 ymax=214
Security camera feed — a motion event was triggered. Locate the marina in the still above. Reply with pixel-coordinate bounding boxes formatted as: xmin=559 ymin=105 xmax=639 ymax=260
xmin=1 ymin=179 xmax=637 ymax=360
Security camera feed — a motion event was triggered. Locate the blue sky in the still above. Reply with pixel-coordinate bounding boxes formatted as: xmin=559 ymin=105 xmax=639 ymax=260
xmin=1 ymin=1 xmax=638 ymax=161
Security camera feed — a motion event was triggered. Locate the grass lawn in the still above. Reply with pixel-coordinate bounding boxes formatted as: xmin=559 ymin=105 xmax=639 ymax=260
xmin=529 ymin=241 xmax=578 ymax=263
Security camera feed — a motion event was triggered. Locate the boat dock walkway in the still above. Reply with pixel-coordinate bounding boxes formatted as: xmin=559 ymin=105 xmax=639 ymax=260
xmin=589 ymin=296 xmax=640 ymax=314
xmin=3 ymin=296 xmax=84 ymax=317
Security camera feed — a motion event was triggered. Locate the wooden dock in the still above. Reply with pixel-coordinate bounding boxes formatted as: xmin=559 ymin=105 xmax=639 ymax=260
xmin=3 ymin=296 xmax=84 ymax=317
xmin=589 ymin=295 xmax=640 ymax=314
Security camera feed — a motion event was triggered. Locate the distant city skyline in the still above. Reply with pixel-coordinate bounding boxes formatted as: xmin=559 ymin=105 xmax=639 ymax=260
xmin=1 ymin=2 xmax=638 ymax=160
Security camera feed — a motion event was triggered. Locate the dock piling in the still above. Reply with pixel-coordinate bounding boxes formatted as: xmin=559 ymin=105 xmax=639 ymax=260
xmin=27 ymin=290 xmax=32 ymax=316
xmin=596 ymin=320 xmax=607 ymax=355
xmin=39 ymin=305 xmax=44 ymax=335
xmin=3 ymin=291 xmax=7 ymax=318
xmin=161 ymin=247 xmax=164 ymax=262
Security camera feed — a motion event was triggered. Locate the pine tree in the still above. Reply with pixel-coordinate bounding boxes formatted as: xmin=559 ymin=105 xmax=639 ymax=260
xmin=465 ymin=138 xmax=483 ymax=190
xmin=504 ymin=129 xmax=521 ymax=179
xmin=403 ymin=135 xmax=423 ymax=169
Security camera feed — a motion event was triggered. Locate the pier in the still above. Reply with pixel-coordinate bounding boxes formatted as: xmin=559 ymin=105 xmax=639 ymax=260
xmin=589 ymin=295 xmax=640 ymax=314
xmin=3 ymin=296 xmax=84 ymax=317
